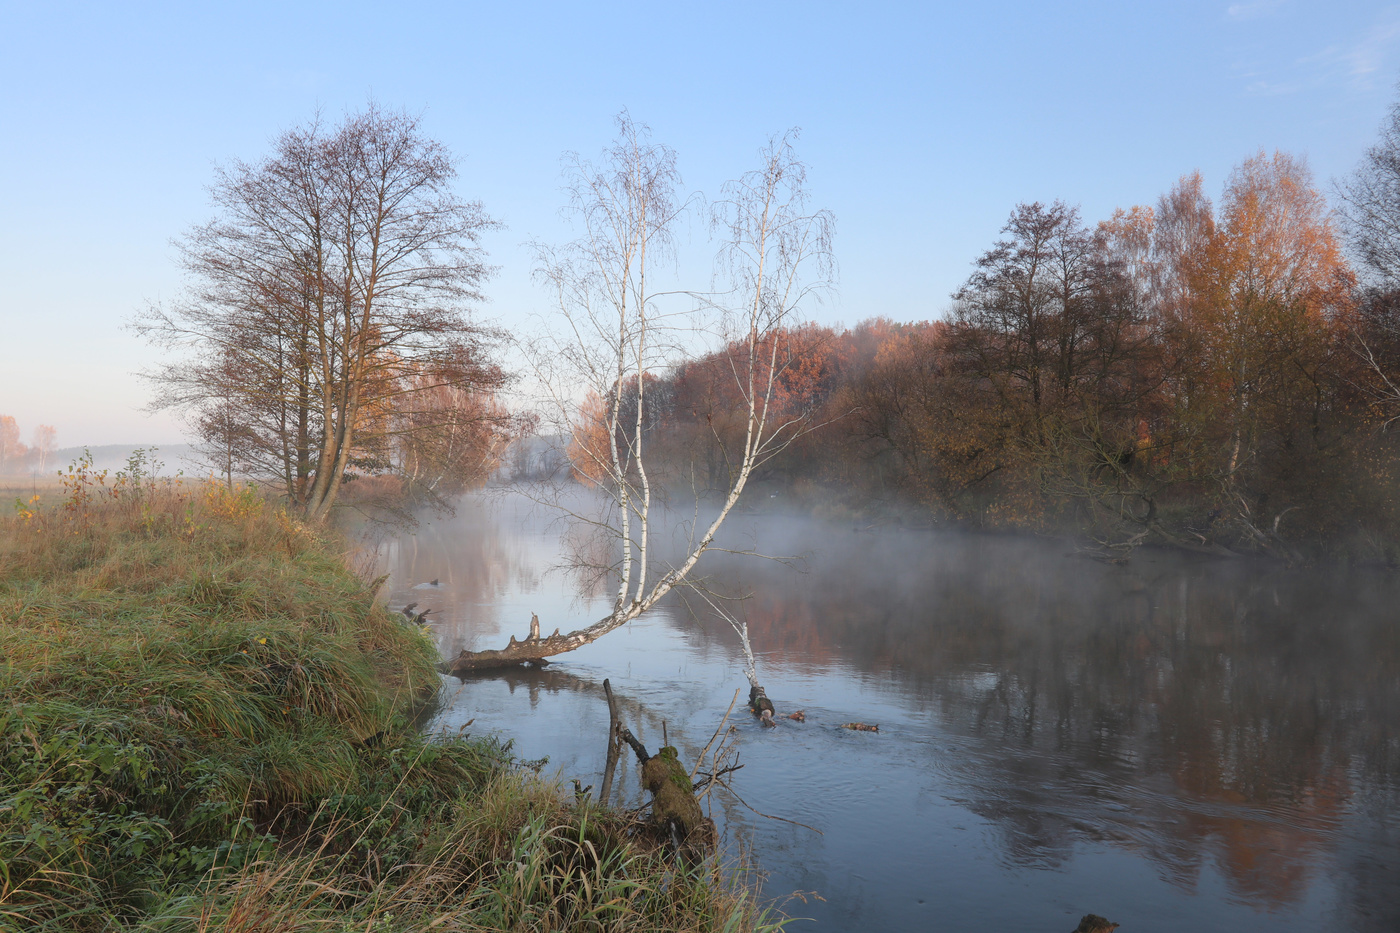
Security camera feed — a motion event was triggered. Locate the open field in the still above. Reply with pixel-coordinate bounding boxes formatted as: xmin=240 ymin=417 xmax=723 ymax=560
xmin=1 ymin=472 xmax=65 ymax=498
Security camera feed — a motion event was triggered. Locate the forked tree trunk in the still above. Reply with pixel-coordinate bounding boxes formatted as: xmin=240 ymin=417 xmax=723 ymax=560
xmin=447 ymin=129 xmax=831 ymax=676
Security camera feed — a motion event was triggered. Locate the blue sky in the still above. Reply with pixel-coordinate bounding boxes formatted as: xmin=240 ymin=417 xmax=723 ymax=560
xmin=3 ymin=0 xmax=1400 ymax=446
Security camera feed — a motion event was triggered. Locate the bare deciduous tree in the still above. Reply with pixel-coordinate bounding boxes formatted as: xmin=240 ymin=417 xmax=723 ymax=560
xmin=1339 ymin=91 xmax=1400 ymax=286
xmin=395 ymin=373 xmax=521 ymax=503
xmin=135 ymin=105 xmax=505 ymax=521
xmin=1339 ymin=91 xmax=1400 ymax=422
xmin=446 ymin=120 xmax=834 ymax=671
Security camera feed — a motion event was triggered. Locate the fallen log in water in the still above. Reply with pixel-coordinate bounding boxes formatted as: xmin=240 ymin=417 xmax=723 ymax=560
xmin=440 ymin=613 xmax=561 ymax=672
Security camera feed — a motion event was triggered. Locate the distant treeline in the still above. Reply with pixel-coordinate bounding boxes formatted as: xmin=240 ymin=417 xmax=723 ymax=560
xmin=570 ymin=148 xmax=1400 ymax=561
xmin=0 ymin=417 xmax=57 ymax=475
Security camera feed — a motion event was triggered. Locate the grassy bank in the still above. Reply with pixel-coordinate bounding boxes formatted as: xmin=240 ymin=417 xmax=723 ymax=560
xmin=1 ymin=473 xmax=781 ymax=932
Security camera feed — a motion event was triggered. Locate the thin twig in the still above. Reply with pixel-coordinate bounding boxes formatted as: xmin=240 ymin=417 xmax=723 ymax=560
xmin=717 ymin=781 xmax=823 ymax=835
xmin=690 ymin=688 xmax=740 ymax=781
xmin=692 ymin=763 xmax=744 ymax=792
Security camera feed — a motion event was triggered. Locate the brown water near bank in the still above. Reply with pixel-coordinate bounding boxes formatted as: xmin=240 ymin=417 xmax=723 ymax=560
xmin=379 ymin=492 xmax=1400 ymax=933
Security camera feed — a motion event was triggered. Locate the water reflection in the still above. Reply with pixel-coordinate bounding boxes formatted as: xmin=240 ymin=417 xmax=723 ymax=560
xmin=383 ymin=494 xmax=1400 ymax=932
xmin=437 ymin=665 xmax=678 ymax=805
xmin=682 ymin=527 xmax=1400 ymax=927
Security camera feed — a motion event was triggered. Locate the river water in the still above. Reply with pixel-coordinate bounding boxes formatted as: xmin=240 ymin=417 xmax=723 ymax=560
xmin=378 ymin=492 xmax=1400 ymax=932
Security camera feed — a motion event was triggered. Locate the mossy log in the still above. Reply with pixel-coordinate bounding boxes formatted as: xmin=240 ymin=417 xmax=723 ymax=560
xmin=642 ymin=746 xmax=704 ymax=838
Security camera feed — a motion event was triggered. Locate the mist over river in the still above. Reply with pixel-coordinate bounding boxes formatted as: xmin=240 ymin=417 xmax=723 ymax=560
xmin=377 ymin=492 xmax=1400 ymax=932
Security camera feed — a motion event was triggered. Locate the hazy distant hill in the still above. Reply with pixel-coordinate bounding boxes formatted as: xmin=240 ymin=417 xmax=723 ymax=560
xmin=51 ymin=444 xmax=199 ymax=475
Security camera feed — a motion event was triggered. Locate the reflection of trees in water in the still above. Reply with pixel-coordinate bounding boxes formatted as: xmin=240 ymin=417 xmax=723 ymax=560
xmin=440 ymin=666 xmax=689 ymax=806
xmin=1331 ymin=783 xmax=1400 ymax=931
xmin=378 ymin=498 xmax=557 ymax=656
xmin=671 ymin=526 xmax=1400 ymax=917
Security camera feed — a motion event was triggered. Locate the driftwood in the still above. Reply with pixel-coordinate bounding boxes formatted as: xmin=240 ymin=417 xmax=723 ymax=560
xmin=616 ymin=724 xmax=650 ymax=763
xmin=441 ymin=613 xmax=560 ymax=672
xmin=401 ymin=603 xmax=433 ymax=624
xmin=689 ymin=689 xmax=743 ymax=796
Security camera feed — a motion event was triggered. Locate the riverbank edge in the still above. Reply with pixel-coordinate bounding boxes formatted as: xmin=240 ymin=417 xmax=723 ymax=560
xmin=0 ymin=480 xmax=784 ymax=932
xmin=711 ymin=478 xmax=1400 ymax=569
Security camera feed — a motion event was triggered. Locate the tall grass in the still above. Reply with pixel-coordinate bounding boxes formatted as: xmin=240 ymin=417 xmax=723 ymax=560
xmin=1 ymin=468 xmax=784 ymax=932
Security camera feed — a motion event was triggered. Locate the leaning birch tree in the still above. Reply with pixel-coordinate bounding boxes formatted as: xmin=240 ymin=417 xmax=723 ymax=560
xmin=445 ymin=121 xmax=834 ymax=671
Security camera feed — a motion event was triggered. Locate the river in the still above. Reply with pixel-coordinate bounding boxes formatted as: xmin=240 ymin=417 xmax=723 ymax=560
xmin=377 ymin=491 xmax=1400 ymax=932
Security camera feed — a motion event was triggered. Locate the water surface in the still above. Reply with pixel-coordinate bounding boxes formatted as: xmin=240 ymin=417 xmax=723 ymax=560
xmin=379 ymin=493 xmax=1400 ymax=932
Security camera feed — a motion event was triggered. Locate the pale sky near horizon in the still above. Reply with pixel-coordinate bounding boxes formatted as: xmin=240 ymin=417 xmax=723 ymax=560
xmin=3 ymin=0 xmax=1400 ymax=447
